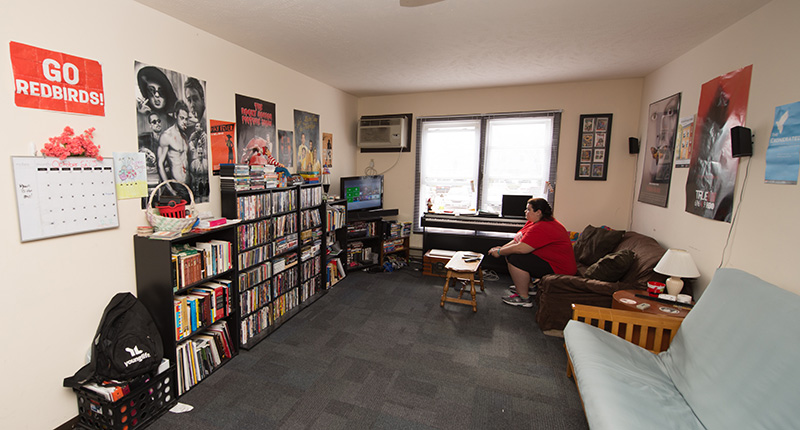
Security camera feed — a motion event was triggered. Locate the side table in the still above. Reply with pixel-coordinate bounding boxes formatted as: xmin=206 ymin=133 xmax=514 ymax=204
xmin=611 ymin=289 xmax=692 ymax=351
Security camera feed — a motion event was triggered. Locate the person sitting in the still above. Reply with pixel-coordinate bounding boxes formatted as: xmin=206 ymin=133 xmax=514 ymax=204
xmin=488 ymin=198 xmax=576 ymax=307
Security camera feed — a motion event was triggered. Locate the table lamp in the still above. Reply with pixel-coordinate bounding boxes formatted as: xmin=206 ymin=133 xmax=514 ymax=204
xmin=654 ymin=249 xmax=700 ymax=296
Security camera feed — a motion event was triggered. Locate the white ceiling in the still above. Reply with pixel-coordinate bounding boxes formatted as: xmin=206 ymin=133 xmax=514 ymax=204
xmin=135 ymin=0 xmax=770 ymax=97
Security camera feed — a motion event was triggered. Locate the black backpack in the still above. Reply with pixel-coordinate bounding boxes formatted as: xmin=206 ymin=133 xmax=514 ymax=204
xmin=64 ymin=293 xmax=164 ymax=387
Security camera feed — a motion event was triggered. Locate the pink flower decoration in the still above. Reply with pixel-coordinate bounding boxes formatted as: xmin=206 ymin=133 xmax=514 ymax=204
xmin=41 ymin=127 xmax=102 ymax=160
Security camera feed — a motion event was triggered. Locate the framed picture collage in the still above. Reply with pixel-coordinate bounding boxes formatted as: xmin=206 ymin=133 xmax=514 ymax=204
xmin=574 ymin=113 xmax=613 ymax=181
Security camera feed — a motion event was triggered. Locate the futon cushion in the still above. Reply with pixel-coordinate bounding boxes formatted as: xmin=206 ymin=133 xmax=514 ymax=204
xmin=584 ymin=249 xmax=635 ymax=282
xmin=564 ymin=321 xmax=704 ymax=430
xmin=573 ymin=225 xmax=625 ymax=266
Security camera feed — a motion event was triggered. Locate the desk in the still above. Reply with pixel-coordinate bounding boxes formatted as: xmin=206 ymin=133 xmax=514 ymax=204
xmin=440 ymin=251 xmax=484 ymax=312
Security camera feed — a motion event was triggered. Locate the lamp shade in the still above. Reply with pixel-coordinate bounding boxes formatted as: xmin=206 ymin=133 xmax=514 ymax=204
xmin=654 ymin=249 xmax=700 ymax=278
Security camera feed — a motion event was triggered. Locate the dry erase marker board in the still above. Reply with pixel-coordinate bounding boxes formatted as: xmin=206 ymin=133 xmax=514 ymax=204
xmin=12 ymin=156 xmax=119 ymax=242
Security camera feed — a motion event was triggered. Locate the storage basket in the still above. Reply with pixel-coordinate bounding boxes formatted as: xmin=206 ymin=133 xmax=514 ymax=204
xmin=146 ymin=180 xmax=198 ymax=233
xmin=73 ymin=367 xmax=177 ymax=430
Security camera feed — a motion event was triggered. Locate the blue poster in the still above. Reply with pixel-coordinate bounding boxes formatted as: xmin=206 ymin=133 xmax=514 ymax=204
xmin=765 ymin=101 xmax=800 ymax=184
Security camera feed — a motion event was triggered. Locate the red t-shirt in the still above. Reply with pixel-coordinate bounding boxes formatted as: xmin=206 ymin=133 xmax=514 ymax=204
xmin=515 ymin=219 xmax=576 ymax=275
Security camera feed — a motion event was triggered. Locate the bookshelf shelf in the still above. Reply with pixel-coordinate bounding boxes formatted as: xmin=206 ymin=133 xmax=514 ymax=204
xmin=133 ymin=225 xmax=239 ymax=397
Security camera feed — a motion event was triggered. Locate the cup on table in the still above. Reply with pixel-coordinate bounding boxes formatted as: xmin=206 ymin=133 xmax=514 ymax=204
xmin=647 ymin=281 xmax=666 ymax=297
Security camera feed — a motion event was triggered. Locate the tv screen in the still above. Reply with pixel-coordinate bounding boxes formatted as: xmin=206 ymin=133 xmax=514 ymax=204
xmin=501 ymin=194 xmax=532 ymax=218
xmin=341 ymin=175 xmax=384 ymax=212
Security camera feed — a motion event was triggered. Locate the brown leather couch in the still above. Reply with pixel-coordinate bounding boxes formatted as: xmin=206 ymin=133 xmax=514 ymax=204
xmin=535 ymin=231 xmax=672 ymax=332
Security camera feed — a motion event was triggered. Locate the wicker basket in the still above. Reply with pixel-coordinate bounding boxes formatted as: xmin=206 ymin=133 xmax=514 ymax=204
xmin=146 ymin=180 xmax=198 ymax=233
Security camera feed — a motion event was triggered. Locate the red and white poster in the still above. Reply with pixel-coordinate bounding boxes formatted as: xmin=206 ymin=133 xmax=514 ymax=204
xmin=685 ymin=65 xmax=752 ymax=222
xmin=9 ymin=41 xmax=105 ymax=116
xmin=210 ymin=120 xmax=236 ymax=173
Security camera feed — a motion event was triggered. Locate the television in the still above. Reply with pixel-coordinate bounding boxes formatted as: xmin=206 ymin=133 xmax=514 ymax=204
xmin=340 ymin=175 xmax=384 ymax=212
xmin=501 ymin=194 xmax=532 ymax=218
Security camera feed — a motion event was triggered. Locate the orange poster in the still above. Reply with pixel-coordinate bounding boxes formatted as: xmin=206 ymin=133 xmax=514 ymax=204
xmin=210 ymin=120 xmax=236 ymax=172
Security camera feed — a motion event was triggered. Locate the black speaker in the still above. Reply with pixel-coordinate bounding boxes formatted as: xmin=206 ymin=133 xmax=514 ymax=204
xmin=731 ymin=126 xmax=752 ymax=157
xmin=628 ymin=137 xmax=639 ymax=154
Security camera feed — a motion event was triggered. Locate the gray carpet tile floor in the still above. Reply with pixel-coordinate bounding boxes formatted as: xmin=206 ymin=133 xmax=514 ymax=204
xmin=147 ymin=266 xmax=588 ymax=430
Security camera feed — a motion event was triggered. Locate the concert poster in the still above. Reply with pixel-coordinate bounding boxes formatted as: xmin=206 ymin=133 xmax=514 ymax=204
xmin=685 ymin=65 xmax=753 ymax=222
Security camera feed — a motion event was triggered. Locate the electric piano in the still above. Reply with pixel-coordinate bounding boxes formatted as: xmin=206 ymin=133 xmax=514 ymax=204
xmin=421 ymin=213 xmax=527 ymax=272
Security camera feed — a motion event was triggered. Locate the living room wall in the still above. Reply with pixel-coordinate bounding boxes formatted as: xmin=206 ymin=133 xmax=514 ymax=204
xmin=0 ymin=1 xmax=357 ymax=428
xmin=358 ymin=79 xmax=644 ymax=249
xmin=632 ymin=0 xmax=798 ymax=297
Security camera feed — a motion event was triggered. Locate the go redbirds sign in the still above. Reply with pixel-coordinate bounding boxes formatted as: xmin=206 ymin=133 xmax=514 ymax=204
xmin=10 ymin=41 xmax=105 ymax=116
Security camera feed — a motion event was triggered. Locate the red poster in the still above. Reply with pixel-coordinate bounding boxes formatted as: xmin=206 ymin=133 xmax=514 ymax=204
xmin=9 ymin=41 xmax=105 ymax=116
xmin=210 ymin=120 xmax=236 ymax=172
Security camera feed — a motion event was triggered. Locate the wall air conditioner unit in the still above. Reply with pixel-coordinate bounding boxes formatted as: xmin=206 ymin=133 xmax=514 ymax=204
xmin=357 ymin=116 xmax=407 ymax=149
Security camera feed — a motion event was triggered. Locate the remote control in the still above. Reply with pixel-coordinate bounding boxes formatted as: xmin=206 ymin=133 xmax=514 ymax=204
xmin=636 ymin=303 xmax=650 ymax=310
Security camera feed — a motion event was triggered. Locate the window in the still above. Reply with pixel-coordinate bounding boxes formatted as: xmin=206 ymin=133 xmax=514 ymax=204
xmin=414 ymin=111 xmax=561 ymax=232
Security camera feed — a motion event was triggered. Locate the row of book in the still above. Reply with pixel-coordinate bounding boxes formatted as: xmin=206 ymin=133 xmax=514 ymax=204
xmin=300 ymin=240 xmax=321 ymax=262
xmin=272 ymin=189 xmax=297 ymax=213
xmin=236 ymin=193 xmax=271 ymax=221
xmin=239 ymin=288 xmax=300 ymax=346
xmin=326 ymin=257 xmax=346 ymax=289
xmin=383 ymin=237 xmax=406 ymax=254
xmin=300 ymin=186 xmax=323 ymax=208
xmin=171 ymin=241 xmax=233 ymax=291
xmin=239 ymin=280 xmax=271 ymax=316
xmin=273 ymin=252 xmax=298 ymax=274
xmin=273 ymin=266 xmax=299 ymax=297
xmin=238 ymin=243 xmax=270 ymax=271
xmin=387 ymin=221 xmax=412 ymax=239
xmin=236 ymin=219 xmax=271 ymax=250
xmin=174 ymin=280 xmax=232 ymax=341
xmin=176 ymin=321 xmax=234 ymax=396
xmin=347 ymin=220 xmax=378 ymax=238
xmin=300 ymin=208 xmax=322 ymax=230
xmin=300 ymin=227 xmax=323 ymax=245
xmin=347 ymin=241 xmax=375 ymax=267
xmin=326 ymin=204 xmax=346 ymax=233
xmin=273 ymin=232 xmax=298 ymax=256
xmin=273 ymin=213 xmax=298 ymax=237
xmin=301 ymin=254 xmax=321 ymax=281
xmin=300 ymin=277 xmax=322 ymax=301
xmin=238 ymin=261 xmax=271 ymax=293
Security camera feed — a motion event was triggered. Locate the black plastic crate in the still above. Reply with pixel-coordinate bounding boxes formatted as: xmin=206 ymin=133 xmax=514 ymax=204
xmin=74 ymin=366 xmax=177 ymax=430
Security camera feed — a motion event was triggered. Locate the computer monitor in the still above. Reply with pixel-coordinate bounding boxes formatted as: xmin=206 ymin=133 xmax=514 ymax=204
xmin=501 ymin=195 xmax=531 ymax=218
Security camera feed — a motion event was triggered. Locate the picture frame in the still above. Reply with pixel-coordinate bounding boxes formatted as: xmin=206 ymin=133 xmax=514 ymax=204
xmin=575 ymin=113 xmax=612 ymax=181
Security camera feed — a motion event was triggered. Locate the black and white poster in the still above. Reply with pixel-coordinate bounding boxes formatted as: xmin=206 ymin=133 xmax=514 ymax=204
xmin=135 ymin=62 xmax=209 ymax=203
xmin=638 ymin=93 xmax=681 ymax=207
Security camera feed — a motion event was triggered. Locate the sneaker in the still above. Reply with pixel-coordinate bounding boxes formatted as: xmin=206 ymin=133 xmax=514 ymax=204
xmin=502 ymin=294 xmax=533 ymax=307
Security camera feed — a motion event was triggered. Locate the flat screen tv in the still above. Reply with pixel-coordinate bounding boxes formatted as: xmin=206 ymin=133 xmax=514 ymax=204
xmin=341 ymin=175 xmax=384 ymax=212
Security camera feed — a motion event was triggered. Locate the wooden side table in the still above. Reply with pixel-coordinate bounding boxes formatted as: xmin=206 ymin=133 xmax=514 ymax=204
xmin=612 ymin=290 xmax=692 ymax=319
xmin=440 ymin=251 xmax=484 ymax=312
xmin=611 ymin=290 xmax=692 ymax=351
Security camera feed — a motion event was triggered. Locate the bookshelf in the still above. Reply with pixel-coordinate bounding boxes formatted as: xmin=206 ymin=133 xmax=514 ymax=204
xmin=325 ymin=198 xmax=347 ymax=287
xmin=133 ymin=226 xmax=238 ymax=397
xmin=380 ymin=221 xmax=411 ymax=266
xmin=221 ymin=184 xmax=329 ymax=350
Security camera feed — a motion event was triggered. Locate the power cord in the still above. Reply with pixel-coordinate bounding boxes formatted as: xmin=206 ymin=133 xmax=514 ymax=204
xmin=364 ymin=159 xmax=377 ymax=175
xmin=482 ymin=269 xmax=499 ymax=281
xmin=719 ymin=156 xmax=751 ymax=268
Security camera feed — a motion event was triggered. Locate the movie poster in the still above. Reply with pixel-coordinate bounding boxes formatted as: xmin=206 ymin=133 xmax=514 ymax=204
xmin=685 ymin=65 xmax=753 ymax=222
xmin=235 ymin=94 xmax=278 ymax=167
xmin=638 ymin=93 xmax=681 ymax=207
xmin=210 ymin=120 xmax=235 ymax=173
xmin=294 ymin=110 xmax=321 ymax=173
xmin=135 ymin=62 xmax=209 ymax=203
xmin=322 ymin=132 xmax=333 ymax=168
xmin=278 ymin=130 xmax=294 ymax=170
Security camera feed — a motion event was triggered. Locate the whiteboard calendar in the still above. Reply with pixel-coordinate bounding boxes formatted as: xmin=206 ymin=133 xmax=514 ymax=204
xmin=12 ymin=156 xmax=119 ymax=242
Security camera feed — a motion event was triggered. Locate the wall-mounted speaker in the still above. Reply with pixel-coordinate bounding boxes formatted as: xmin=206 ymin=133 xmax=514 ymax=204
xmin=628 ymin=137 xmax=640 ymax=154
xmin=731 ymin=126 xmax=753 ymax=157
